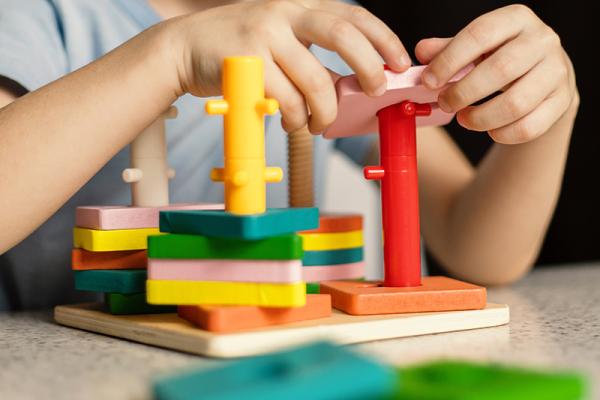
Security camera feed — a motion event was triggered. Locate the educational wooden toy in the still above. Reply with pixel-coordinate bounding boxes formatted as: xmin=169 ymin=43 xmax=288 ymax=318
xmin=73 ymin=227 xmax=161 ymax=252
xmin=321 ymin=277 xmax=486 ymax=315
xmin=178 ymin=294 xmax=331 ymax=333
xmin=71 ymin=249 xmax=146 ymax=270
xmin=302 ymin=262 xmax=365 ymax=282
xmin=148 ymin=259 xmax=302 ymax=283
xmin=302 ymin=248 xmax=363 ymax=266
xmin=301 ymin=213 xmax=363 ymax=234
xmin=54 ymin=302 xmax=509 ymax=358
xmin=159 ymin=208 xmax=319 ymax=240
xmin=147 ymin=233 xmax=302 ymax=260
xmin=395 ymin=360 xmax=586 ymax=400
xmin=299 ymin=230 xmax=363 ymax=251
xmin=206 ymin=56 xmax=282 ymax=215
xmin=75 ymin=269 xmax=147 ymax=294
xmin=321 ymin=65 xmax=486 ymax=314
xmin=75 ymin=203 xmax=222 ymax=230
xmin=146 ymin=280 xmax=306 ymax=307
xmin=121 ymin=106 xmax=177 ymax=207
xmin=152 ymin=341 xmax=395 ymax=400
xmin=105 ymin=293 xmax=176 ymax=315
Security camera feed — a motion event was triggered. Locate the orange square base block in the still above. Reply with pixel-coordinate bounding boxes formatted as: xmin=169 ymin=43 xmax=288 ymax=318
xmin=320 ymin=276 xmax=486 ymax=315
xmin=178 ymin=294 xmax=331 ymax=333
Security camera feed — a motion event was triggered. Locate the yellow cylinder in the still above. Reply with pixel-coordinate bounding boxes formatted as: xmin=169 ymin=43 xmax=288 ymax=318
xmin=206 ymin=56 xmax=282 ymax=215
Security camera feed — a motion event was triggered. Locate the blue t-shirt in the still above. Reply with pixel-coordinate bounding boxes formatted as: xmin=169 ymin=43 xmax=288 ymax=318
xmin=0 ymin=0 xmax=374 ymax=310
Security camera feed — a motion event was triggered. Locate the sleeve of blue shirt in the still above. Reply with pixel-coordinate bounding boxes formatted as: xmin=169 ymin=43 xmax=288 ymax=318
xmin=0 ymin=0 xmax=68 ymax=91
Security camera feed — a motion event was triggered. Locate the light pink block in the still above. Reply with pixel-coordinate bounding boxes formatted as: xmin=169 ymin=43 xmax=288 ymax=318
xmin=303 ymin=262 xmax=365 ymax=282
xmin=75 ymin=203 xmax=223 ymax=230
xmin=147 ymin=259 xmax=303 ymax=283
xmin=324 ymin=65 xmax=473 ymax=138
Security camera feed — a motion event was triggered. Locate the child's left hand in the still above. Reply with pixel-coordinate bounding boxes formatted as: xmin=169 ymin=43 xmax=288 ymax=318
xmin=416 ymin=4 xmax=578 ymax=144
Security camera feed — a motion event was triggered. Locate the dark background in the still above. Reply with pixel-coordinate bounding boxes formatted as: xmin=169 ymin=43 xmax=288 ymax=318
xmin=358 ymin=1 xmax=599 ymax=273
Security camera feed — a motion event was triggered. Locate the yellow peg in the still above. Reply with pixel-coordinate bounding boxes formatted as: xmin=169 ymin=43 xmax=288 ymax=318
xmin=206 ymin=56 xmax=283 ymax=215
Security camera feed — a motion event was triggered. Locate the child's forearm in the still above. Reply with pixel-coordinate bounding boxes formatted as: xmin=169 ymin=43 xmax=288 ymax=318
xmin=0 ymin=23 xmax=179 ymax=254
xmin=442 ymin=94 xmax=579 ymax=285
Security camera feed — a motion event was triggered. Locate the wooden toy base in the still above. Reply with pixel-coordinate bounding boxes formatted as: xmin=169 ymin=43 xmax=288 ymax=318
xmin=54 ymin=302 xmax=509 ymax=358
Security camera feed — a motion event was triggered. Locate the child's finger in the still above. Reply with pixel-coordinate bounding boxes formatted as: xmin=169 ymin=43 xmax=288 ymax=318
xmin=422 ymin=5 xmax=530 ymax=89
xmin=265 ymin=62 xmax=309 ymax=133
xmin=294 ymin=9 xmax=386 ymax=97
xmin=313 ymin=1 xmax=411 ymax=71
xmin=271 ymin=35 xmax=337 ymax=133
xmin=488 ymin=87 xmax=571 ymax=144
xmin=457 ymin=57 xmax=561 ymax=132
xmin=414 ymin=38 xmax=452 ymax=65
xmin=438 ymin=33 xmax=544 ymax=113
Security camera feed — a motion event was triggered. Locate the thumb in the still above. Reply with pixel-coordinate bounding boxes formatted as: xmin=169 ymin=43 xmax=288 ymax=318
xmin=415 ymin=37 xmax=452 ymax=65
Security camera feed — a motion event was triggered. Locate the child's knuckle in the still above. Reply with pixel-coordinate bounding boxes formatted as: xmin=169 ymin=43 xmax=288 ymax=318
xmin=349 ymin=5 xmax=372 ymax=22
xmin=508 ymin=4 xmax=536 ymax=20
xmin=328 ymin=18 xmax=354 ymax=45
xmin=504 ymin=93 xmax=529 ymax=118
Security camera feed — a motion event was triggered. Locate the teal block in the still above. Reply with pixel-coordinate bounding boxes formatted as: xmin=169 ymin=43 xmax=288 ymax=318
xmin=303 ymin=247 xmax=364 ymax=266
xmin=392 ymin=360 xmax=586 ymax=400
xmin=74 ymin=269 xmax=146 ymax=294
xmin=153 ymin=341 xmax=395 ymax=400
xmin=104 ymin=293 xmax=176 ymax=315
xmin=159 ymin=208 xmax=319 ymax=240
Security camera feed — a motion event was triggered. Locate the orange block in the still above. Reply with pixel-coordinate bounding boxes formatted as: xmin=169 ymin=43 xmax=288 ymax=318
xmin=71 ymin=249 xmax=147 ymax=270
xmin=178 ymin=294 xmax=331 ymax=333
xmin=301 ymin=213 xmax=363 ymax=234
xmin=320 ymin=276 xmax=486 ymax=315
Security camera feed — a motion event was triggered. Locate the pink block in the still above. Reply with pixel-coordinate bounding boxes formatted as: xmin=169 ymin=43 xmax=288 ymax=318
xmin=75 ymin=203 xmax=223 ymax=230
xmin=324 ymin=65 xmax=473 ymax=138
xmin=302 ymin=262 xmax=365 ymax=282
xmin=147 ymin=259 xmax=303 ymax=283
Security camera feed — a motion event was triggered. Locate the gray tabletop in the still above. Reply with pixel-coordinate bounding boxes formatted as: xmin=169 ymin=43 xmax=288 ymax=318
xmin=1 ymin=264 xmax=599 ymax=400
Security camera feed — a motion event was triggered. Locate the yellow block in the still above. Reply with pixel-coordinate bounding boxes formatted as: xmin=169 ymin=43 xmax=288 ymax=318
xmin=300 ymin=230 xmax=363 ymax=251
xmin=146 ymin=280 xmax=306 ymax=308
xmin=206 ymin=56 xmax=281 ymax=215
xmin=73 ymin=227 xmax=162 ymax=252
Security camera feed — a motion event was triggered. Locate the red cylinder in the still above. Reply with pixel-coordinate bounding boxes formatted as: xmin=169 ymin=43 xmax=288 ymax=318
xmin=367 ymin=101 xmax=431 ymax=287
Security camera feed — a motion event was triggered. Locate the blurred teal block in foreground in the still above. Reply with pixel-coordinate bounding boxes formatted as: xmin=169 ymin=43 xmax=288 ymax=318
xmin=153 ymin=341 xmax=395 ymax=400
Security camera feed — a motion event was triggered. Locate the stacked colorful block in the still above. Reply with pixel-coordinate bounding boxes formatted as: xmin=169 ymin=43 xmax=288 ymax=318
xmin=146 ymin=207 xmax=334 ymax=332
xmin=71 ymin=204 xmax=220 ymax=314
xmin=299 ymin=213 xmax=365 ymax=294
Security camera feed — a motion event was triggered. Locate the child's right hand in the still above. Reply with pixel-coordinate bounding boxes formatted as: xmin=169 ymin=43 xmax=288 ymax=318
xmin=163 ymin=0 xmax=410 ymax=133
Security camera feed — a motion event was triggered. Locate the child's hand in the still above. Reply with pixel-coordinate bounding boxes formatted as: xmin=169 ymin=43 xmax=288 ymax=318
xmin=167 ymin=0 xmax=410 ymax=133
xmin=416 ymin=4 xmax=578 ymax=144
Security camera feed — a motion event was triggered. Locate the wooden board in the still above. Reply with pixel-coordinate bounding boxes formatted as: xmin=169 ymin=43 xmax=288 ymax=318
xmin=54 ymin=302 xmax=509 ymax=358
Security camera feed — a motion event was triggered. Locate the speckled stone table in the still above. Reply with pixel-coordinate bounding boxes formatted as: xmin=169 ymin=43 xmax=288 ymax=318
xmin=1 ymin=264 xmax=599 ymax=400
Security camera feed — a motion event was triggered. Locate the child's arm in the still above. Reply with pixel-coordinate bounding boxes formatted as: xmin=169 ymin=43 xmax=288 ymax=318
xmin=0 ymin=1 xmax=409 ymax=254
xmin=415 ymin=5 xmax=578 ymax=285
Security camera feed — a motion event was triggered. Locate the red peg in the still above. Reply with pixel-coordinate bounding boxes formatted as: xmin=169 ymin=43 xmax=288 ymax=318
xmin=374 ymin=101 xmax=431 ymax=287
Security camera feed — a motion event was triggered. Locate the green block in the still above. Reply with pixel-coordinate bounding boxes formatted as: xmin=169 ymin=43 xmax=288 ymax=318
xmin=148 ymin=234 xmax=303 ymax=260
xmin=392 ymin=360 xmax=586 ymax=400
xmin=303 ymin=248 xmax=364 ymax=266
xmin=153 ymin=341 xmax=395 ymax=400
xmin=74 ymin=269 xmax=146 ymax=294
xmin=159 ymin=208 xmax=319 ymax=240
xmin=306 ymin=282 xmax=320 ymax=294
xmin=105 ymin=293 xmax=176 ymax=315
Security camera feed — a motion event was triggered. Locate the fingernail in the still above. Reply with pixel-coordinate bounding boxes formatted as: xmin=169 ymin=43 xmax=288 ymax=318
xmin=437 ymin=95 xmax=452 ymax=113
xmin=373 ymin=83 xmax=386 ymax=97
xmin=422 ymin=71 xmax=438 ymax=88
xmin=400 ymin=54 xmax=412 ymax=68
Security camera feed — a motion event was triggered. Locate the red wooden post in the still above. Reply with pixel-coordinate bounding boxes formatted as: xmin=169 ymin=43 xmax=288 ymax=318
xmin=364 ymin=101 xmax=431 ymax=287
